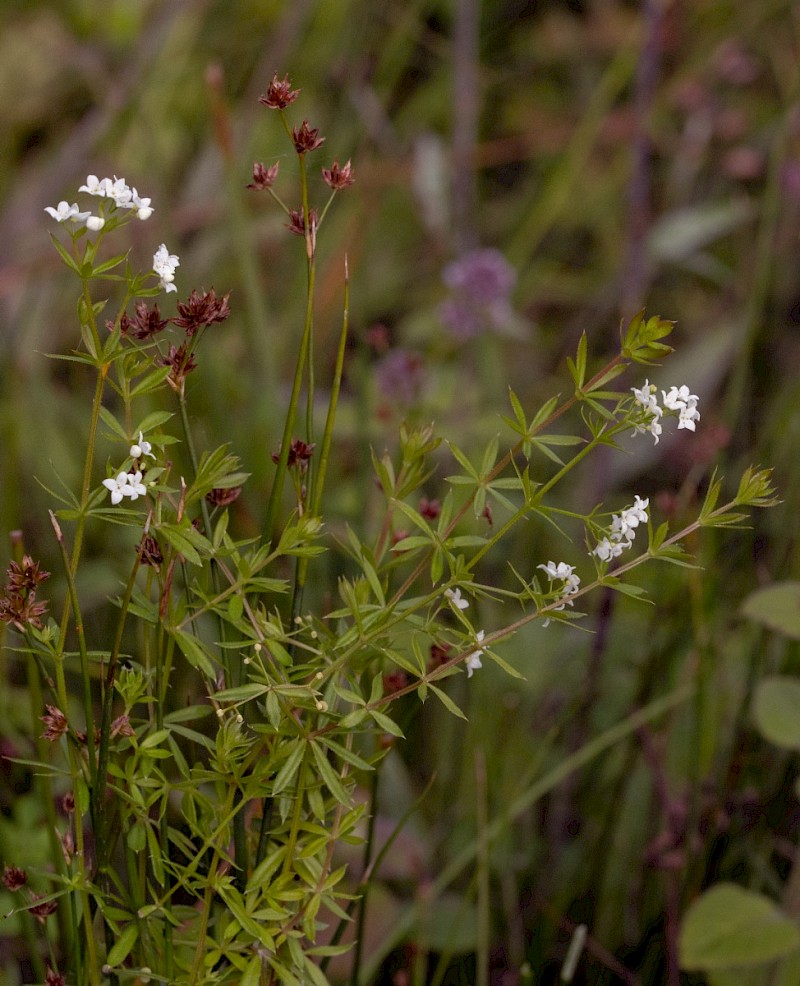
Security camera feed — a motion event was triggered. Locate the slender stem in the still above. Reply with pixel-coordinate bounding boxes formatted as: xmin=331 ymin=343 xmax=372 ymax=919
xmin=50 ymin=513 xmax=97 ymax=792
xmin=294 ymin=256 xmax=350 ymax=617
xmin=350 ymin=765 xmax=379 ymax=986
xmin=263 ymin=235 xmax=317 ymax=543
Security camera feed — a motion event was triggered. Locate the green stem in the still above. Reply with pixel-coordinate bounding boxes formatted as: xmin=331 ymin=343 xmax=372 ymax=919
xmin=263 ymin=236 xmax=317 ymax=544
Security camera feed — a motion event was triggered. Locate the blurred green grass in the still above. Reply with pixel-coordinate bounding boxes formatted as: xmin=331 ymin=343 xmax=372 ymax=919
xmin=2 ymin=0 xmax=800 ymax=983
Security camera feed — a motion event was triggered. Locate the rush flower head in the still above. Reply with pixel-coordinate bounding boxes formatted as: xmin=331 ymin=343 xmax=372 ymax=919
xmin=160 ymin=343 xmax=197 ymax=393
xmin=206 ymin=486 xmax=242 ymax=507
xmin=6 ymin=556 xmax=50 ymax=594
xmin=292 ymin=120 xmax=325 ymax=154
xmin=29 ymin=894 xmax=58 ymax=924
xmin=172 ymin=288 xmax=232 ymax=336
xmin=40 ymin=705 xmax=68 ymax=742
xmin=247 ymin=161 xmax=280 ymax=190
xmin=153 ymin=243 xmax=180 ymax=293
xmin=322 ymin=159 xmax=355 ymax=189
xmin=272 ymin=437 xmax=316 ymax=472
xmin=114 ymin=300 xmax=169 ymax=340
xmin=138 ymin=534 xmax=164 ymax=569
xmin=2 ymin=865 xmax=27 ymax=892
xmin=285 ymin=207 xmax=318 ymax=236
xmin=259 ymin=73 xmax=301 ymax=109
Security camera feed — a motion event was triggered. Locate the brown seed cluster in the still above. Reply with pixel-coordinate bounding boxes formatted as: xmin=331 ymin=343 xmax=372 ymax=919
xmin=0 ymin=555 xmax=50 ymax=631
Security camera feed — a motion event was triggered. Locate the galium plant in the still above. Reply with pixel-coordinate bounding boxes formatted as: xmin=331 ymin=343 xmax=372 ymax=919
xmin=0 ymin=73 xmax=777 ymax=986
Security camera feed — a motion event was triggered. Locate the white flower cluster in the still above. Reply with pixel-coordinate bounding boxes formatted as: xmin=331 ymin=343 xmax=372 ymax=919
xmin=43 ymin=201 xmax=106 ymax=232
xmin=591 ymin=494 xmax=649 ymax=562
xmin=102 ymin=470 xmax=146 ymax=505
xmin=102 ymin=433 xmax=155 ymax=505
xmin=153 ymin=243 xmax=180 ymax=293
xmin=443 ymin=587 xmax=485 ymax=677
xmin=79 ymin=174 xmax=153 ymax=220
xmin=631 ymin=381 xmax=700 ymax=444
xmin=537 ymin=560 xmax=581 ymax=625
xmin=45 ymin=174 xmax=153 ymax=235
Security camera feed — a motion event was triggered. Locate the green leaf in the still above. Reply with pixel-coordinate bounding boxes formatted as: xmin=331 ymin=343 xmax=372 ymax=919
xmin=370 ymin=710 xmax=404 ymax=737
xmin=272 ymin=741 xmax=306 ymax=796
xmin=214 ymin=683 xmax=270 ymax=704
xmin=679 ymin=883 xmax=800 ymax=970
xmin=170 ymin=629 xmax=217 ymax=679
xmin=130 ymin=365 xmax=172 ymax=398
xmin=106 ymin=923 xmax=139 ymax=967
xmin=310 ymin=740 xmax=350 ymax=805
xmin=742 ymin=583 xmax=800 ymax=640
xmin=241 ymin=955 xmax=263 ymax=986
xmin=99 ymin=405 xmax=128 ymax=442
xmin=428 ymin=684 xmax=466 ymax=719
xmin=49 ymin=232 xmax=81 ymax=274
xmin=752 ymin=676 xmax=800 ymax=749
xmin=127 ymin=820 xmax=147 ymax=852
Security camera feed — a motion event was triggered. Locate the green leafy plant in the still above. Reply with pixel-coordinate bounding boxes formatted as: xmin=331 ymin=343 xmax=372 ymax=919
xmin=0 ymin=75 xmax=777 ymax=986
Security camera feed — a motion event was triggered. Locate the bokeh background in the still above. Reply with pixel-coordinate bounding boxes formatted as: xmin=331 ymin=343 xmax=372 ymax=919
xmin=2 ymin=1 xmax=800 ymax=983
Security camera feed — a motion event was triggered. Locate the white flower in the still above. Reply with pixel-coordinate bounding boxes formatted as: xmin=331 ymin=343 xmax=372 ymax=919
xmin=631 ymin=381 xmax=665 ymax=445
xmin=153 ymin=243 xmax=179 ymax=293
xmin=103 ymin=472 xmax=132 ymax=505
xmin=108 ymin=176 xmax=133 ymax=206
xmin=611 ymin=495 xmax=649 ymax=540
xmin=592 ymin=536 xmax=627 ymax=562
xmin=677 ymin=402 xmax=700 ymax=431
xmin=85 ymin=215 xmax=105 ymax=232
xmin=632 ymin=380 xmax=660 ymax=415
xmin=662 ymin=385 xmax=698 ymax=411
xmin=79 ymin=175 xmax=111 ymax=197
xmin=538 ymin=561 xmax=581 ymax=625
xmin=445 ymin=587 xmax=469 ymax=610
xmin=129 ymin=432 xmax=154 ymax=460
xmin=130 ymin=190 xmax=153 ymax=220
xmin=538 ymin=560 xmax=576 ymax=582
xmin=44 ymin=201 xmax=91 ymax=224
xmin=465 ymin=631 xmax=485 ymax=678
xmin=124 ymin=471 xmax=147 ymax=500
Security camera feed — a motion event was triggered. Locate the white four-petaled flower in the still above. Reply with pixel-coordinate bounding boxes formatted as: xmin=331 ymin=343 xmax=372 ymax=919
xmin=153 ymin=243 xmax=180 ymax=293
xmin=592 ymin=495 xmax=650 ymax=561
xmin=44 ymin=201 xmax=91 ymax=224
xmin=465 ymin=630 xmax=485 ymax=678
xmin=537 ymin=561 xmax=581 ymax=626
xmin=631 ymin=381 xmax=700 ymax=445
xmin=102 ymin=470 xmax=147 ymax=505
xmin=103 ymin=472 xmax=132 ymax=505
xmin=445 ymin=587 xmax=469 ymax=610
xmin=130 ymin=432 xmax=155 ymax=460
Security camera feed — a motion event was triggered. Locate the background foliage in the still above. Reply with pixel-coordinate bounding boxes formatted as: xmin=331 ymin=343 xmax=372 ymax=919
xmin=1 ymin=0 xmax=800 ymax=983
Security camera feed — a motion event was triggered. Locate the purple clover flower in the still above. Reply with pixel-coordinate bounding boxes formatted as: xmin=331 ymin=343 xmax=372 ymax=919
xmin=439 ymin=248 xmax=518 ymax=340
